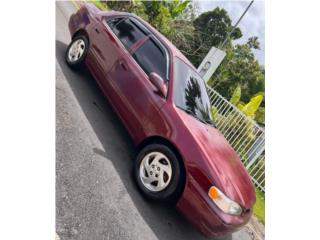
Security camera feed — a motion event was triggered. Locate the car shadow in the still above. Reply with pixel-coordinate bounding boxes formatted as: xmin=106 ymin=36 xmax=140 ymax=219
xmin=55 ymin=39 xmax=232 ymax=240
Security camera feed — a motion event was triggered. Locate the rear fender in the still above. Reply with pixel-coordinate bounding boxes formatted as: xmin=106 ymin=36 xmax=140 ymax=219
xmin=68 ymin=3 xmax=100 ymax=39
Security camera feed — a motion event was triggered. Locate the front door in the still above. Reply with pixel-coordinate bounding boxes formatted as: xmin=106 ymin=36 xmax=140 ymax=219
xmin=107 ymin=20 xmax=170 ymax=140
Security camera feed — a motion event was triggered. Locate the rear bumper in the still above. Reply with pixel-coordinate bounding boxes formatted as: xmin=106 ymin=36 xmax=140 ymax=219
xmin=176 ymin=176 xmax=252 ymax=237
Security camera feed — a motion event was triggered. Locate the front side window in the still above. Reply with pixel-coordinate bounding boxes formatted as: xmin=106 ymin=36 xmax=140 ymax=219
xmin=174 ymin=58 xmax=213 ymax=125
xmin=110 ymin=18 xmax=145 ymax=49
xmin=132 ymin=38 xmax=167 ymax=80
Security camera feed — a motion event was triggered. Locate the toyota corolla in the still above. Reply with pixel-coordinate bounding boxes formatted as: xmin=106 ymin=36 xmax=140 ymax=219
xmin=65 ymin=3 xmax=256 ymax=237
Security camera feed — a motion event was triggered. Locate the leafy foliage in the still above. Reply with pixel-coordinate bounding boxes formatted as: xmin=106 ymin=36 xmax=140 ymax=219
xmin=139 ymin=1 xmax=191 ymax=37
xmin=210 ymin=41 xmax=265 ymax=104
xmin=242 ymin=95 xmax=263 ymax=119
xmin=228 ymin=86 xmax=265 ymax=125
xmin=105 ymin=0 xmax=135 ymax=12
xmin=247 ymin=36 xmax=260 ymax=49
xmin=191 ymin=7 xmax=242 ymax=66
xmin=230 ymin=85 xmax=241 ymax=106
xmin=255 ymin=107 xmax=265 ymax=125
xmin=89 ymin=0 xmax=109 ymax=11
xmin=211 ymin=107 xmax=219 ymax=122
xmin=254 ymin=189 xmax=265 ymax=225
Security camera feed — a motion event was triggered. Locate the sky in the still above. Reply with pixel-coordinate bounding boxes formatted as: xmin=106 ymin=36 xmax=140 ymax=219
xmin=196 ymin=0 xmax=265 ymax=65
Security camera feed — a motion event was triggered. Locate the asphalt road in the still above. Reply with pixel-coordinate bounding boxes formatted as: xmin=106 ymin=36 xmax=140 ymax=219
xmin=55 ymin=2 xmax=253 ymax=240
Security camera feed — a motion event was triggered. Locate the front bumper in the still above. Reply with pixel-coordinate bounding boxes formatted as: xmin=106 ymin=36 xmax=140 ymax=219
xmin=176 ymin=177 xmax=253 ymax=237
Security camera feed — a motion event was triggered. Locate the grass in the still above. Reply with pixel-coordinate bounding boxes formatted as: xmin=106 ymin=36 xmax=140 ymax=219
xmin=253 ymin=189 xmax=265 ymax=225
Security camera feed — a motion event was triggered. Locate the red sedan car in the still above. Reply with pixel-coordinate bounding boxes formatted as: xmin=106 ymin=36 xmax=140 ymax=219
xmin=65 ymin=3 xmax=256 ymax=237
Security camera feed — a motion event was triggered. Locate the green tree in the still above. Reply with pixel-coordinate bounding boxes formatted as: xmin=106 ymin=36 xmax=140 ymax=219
xmin=210 ymin=38 xmax=265 ymax=103
xmin=140 ymin=0 xmax=191 ymax=36
xmin=105 ymin=0 xmax=135 ymax=12
xmin=247 ymin=36 xmax=260 ymax=49
xmin=191 ymin=7 xmax=264 ymax=106
xmin=191 ymin=7 xmax=242 ymax=66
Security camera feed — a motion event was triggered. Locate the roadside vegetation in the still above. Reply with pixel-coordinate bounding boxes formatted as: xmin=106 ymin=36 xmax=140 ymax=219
xmin=254 ymin=189 xmax=265 ymax=224
xmin=89 ymin=0 xmax=265 ymax=224
xmin=88 ymin=0 xmax=109 ymax=11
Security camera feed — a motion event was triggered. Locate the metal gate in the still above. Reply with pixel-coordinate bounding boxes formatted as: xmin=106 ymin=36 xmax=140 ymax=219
xmin=206 ymin=85 xmax=265 ymax=192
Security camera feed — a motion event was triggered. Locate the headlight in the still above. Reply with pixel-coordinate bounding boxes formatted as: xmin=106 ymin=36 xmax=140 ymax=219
xmin=208 ymin=186 xmax=242 ymax=216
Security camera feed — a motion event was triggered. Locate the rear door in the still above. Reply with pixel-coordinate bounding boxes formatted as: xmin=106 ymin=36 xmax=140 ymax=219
xmin=87 ymin=17 xmax=123 ymax=89
xmin=89 ymin=16 xmax=146 ymax=93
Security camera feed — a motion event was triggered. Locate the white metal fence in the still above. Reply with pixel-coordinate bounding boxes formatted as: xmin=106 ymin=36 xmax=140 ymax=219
xmin=206 ymin=85 xmax=265 ymax=192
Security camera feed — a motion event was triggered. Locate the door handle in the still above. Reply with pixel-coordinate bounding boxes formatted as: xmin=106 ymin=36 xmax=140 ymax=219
xmin=119 ymin=61 xmax=128 ymax=70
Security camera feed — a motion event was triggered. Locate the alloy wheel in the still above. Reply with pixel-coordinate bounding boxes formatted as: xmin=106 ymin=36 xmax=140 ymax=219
xmin=68 ymin=39 xmax=85 ymax=62
xmin=139 ymin=152 xmax=172 ymax=192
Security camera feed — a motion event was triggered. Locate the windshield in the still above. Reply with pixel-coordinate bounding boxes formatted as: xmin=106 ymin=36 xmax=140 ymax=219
xmin=173 ymin=58 xmax=213 ymax=125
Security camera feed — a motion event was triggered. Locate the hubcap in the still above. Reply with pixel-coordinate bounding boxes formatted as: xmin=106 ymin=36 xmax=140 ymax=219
xmin=68 ymin=39 xmax=85 ymax=62
xmin=139 ymin=152 xmax=172 ymax=192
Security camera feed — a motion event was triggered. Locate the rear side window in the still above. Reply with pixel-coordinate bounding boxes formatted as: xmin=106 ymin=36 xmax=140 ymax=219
xmin=132 ymin=39 xmax=167 ymax=80
xmin=110 ymin=18 xmax=145 ymax=49
xmin=107 ymin=17 xmax=123 ymax=29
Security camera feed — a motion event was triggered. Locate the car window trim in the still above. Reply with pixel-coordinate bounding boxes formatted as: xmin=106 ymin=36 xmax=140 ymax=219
xmin=149 ymin=35 xmax=170 ymax=81
xmin=129 ymin=17 xmax=151 ymax=36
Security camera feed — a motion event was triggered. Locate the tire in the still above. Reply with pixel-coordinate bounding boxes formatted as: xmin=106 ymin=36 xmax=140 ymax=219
xmin=134 ymin=143 xmax=185 ymax=202
xmin=65 ymin=35 xmax=89 ymax=69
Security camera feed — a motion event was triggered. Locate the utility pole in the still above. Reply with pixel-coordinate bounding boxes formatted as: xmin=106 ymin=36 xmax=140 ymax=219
xmin=198 ymin=0 xmax=255 ymax=82
xmin=220 ymin=0 xmax=254 ymax=49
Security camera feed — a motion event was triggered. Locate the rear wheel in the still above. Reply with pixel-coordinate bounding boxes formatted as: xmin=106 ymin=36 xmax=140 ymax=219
xmin=65 ymin=35 xmax=89 ymax=69
xmin=134 ymin=144 xmax=185 ymax=202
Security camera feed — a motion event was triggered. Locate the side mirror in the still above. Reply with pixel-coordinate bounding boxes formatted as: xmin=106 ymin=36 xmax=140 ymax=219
xmin=149 ymin=72 xmax=168 ymax=98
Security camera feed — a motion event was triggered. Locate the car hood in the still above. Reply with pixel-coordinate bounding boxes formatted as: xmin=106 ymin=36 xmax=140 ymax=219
xmin=177 ymin=108 xmax=256 ymax=209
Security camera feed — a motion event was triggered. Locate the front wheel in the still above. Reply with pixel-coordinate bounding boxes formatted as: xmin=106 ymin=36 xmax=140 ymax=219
xmin=65 ymin=35 xmax=89 ymax=69
xmin=134 ymin=144 xmax=185 ymax=202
